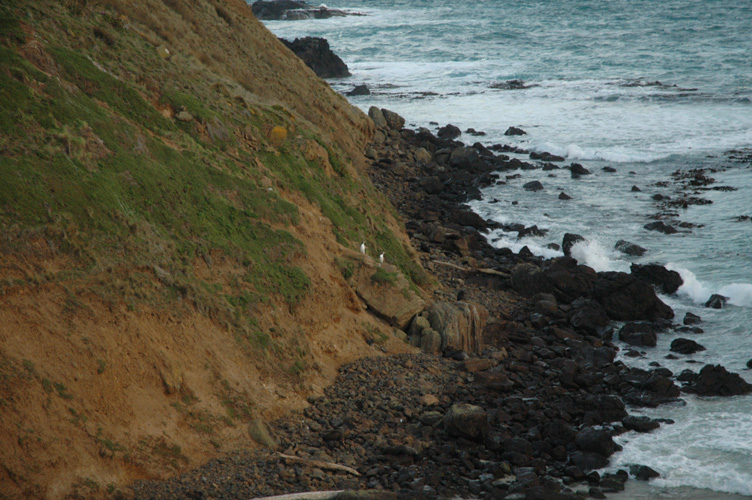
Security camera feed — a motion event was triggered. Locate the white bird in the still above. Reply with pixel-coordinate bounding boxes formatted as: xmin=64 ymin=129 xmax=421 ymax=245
xmin=360 ymin=241 xmax=366 ymax=254
xmin=379 ymin=252 xmax=385 ymax=264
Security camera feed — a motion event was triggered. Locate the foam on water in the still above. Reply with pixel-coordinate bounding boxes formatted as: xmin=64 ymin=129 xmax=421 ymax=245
xmin=669 ymin=265 xmax=752 ymax=309
xmin=609 ymin=397 xmax=752 ymax=497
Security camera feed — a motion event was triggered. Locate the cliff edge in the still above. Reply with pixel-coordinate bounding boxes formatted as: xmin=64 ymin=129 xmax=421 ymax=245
xmin=0 ymin=1 xmax=427 ymax=498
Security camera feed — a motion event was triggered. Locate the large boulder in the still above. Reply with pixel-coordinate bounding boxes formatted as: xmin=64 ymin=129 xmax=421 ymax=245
xmin=368 ymin=107 xmax=388 ymax=128
xmin=568 ymin=298 xmax=609 ymax=336
xmin=444 ymin=403 xmax=489 ymax=440
xmin=511 ymin=258 xmax=599 ymax=305
xmin=545 ymin=258 xmax=598 ymax=304
xmin=425 ymin=301 xmax=488 ymax=353
xmin=381 ymin=108 xmax=405 ymax=131
xmin=351 ymin=261 xmax=425 ymax=330
xmin=576 ymin=427 xmax=616 ymax=457
xmin=683 ymin=364 xmax=752 ymax=396
xmin=621 ymin=367 xmax=681 ymax=407
xmin=562 ymin=233 xmax=585 ymax=257
xmin=670 ymin=338 xmax=706 ymax=355
xmin=618 ymin=322 xmax=657 ymax=347
xmin=591 ymin=271 xmax=674 ymax=321
xmin=630 ymin=263 xmax=683 ymax=294
xmin=279 ymin=37 xmax=350 ymax=78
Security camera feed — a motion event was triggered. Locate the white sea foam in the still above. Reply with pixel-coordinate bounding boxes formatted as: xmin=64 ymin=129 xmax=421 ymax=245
xmin=570 ymin=240 xmax=630 ymax=273
xmin=669 ymin=265 xmax=752 ymax=308
xmin=489 ymin=230 xmax=563 ymax=260
xmin=610 ymin=399 xmax=752 ymax=497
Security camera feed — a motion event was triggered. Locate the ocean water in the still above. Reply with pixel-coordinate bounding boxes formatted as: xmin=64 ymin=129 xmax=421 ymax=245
xmin=259 ymin=1 xmax=752 ymax=497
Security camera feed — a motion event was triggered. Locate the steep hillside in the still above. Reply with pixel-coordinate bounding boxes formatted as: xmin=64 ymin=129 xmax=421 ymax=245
xmin=0 ymin=1 xmax=428 ymax=498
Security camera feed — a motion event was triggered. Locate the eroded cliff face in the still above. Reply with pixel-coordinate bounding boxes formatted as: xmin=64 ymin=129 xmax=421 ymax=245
xmin=0 ymin=1 xmax=424 ymax=498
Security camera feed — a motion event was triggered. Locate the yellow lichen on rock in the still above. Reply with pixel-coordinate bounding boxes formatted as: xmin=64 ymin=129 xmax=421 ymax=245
xmin=268 ymin=126 xmax=287 ymax=147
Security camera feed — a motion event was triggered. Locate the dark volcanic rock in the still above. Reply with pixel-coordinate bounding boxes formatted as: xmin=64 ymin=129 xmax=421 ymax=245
xmin=570 ymin=452 xmax=609 ymax=472
xmin=705 ymin=294 xmax=728 ymax=309
xmin=618 ymin=322 xmax=657 ymax=347
xmin=621 ymin=367 xmax=681 ymax=407
xmin=505 ymin=126 xmax=527 ymax=136
xmin=683 ymin=312 xmax=702 ymax=325
xmin=670 ymin=338 xmax=706 ymax=355
xmin=622 ymin=415 xmax=660 ymax=433
xmin=569 ymin=163 xmax=591 ymax=177
xmin=559 ymin=192 xmax=572 ymax=200
xmin=253 ymin=0 xmax=349 ymax=20
xmin=346 ymin=84 xmax=370 ymax=96
xmin=279 ymin=37 xmax=350 ymax=78
xmin=443 ymin=403 xmax=489 ymax=440
xmin=684 ymin=364 xmax=752 ymax=396
xmin=575 ymin=427 xmax=616 ymax=457
xmin=629 ymin=464 xmax=660 ymax=481
xmin=630 ymin=263 xmax=683 ymax=294
xmin=615 ymin=240 xmax=647 ymax=257
xmin=568 ymin=298 xmax=609 ymax=336
xmin=530 ymin=151 xmax=566 ymax=162
xmin=644 ymin=221 xmax=678 ymax=234
xmin=437 ymin=124 xmax=461 ymax=140
xmin=523 ymin=180 xmax=545 ymax=192
xmin=591 ymin=272 xmax=674 ymax=321
xmin=382 ymin=109 xmax=405 ymax=131
xmin=562 ymin=233 xmax=585 ymax=257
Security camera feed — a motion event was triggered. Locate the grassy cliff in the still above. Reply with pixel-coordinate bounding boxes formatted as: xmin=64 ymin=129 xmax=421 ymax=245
xmin=0 ymin=1 xmax=426 ymax=498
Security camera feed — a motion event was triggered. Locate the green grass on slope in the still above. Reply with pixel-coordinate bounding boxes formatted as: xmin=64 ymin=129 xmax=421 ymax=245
xmin=0 ymin=1 xmax=425 ymax=335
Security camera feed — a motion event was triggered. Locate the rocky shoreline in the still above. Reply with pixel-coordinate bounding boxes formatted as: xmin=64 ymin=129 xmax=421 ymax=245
xmin=131 ymin=111 xmax=751 ymax=500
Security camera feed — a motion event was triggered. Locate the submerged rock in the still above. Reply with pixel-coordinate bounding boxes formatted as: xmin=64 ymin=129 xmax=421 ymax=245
xmin=615 ymin=240 xmax=647 ymax=257
xmin=253 ymin=0 xmax=350 ymax=20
